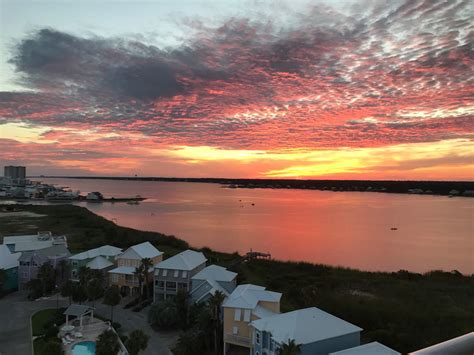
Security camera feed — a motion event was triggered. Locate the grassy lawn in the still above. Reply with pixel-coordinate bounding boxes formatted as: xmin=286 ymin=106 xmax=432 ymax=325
xmin=32 ymin=308 xmax=61 ymax=336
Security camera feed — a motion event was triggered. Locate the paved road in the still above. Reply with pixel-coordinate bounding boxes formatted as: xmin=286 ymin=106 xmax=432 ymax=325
xmin=0 ymin=292 xmax=175 ymax=355
xmin=0 ymin=291 xmax=68 ymax=355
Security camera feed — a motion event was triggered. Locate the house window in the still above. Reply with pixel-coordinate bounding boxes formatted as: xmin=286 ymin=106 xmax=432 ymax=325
xmin=111 ymin=274 xmax=118 ymax=283
xmin=174 ymin=270 xmax=179 ymax=277
xmin=72 ymin=261 xmax=78 ymax=266
xmin=166 ymin=281 xmax=176 ymax=291
xmin=177 ymin=282 xmax=187 ymax=290
xmin=155 ymin=269 xmax=160 ymax=276
xmin=243 ymin=309 xmax=251 ymax=322
xmin=256 ymin=332 xmax=260 ymax=344
xmin=232 ymin=326 xmax=238 ymax=335
xmin=155 ymin=281 xmax=165 ymax=289
xmin=162 ymin=269 xmax=167 ymax=277
xmin=234 ymin=309 xmax=241 ymax=321
xmin=182 ymin=271 xmax=187 ymax=278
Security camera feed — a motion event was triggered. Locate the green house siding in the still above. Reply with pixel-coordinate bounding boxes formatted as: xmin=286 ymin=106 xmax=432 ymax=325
xmin=2 ymin=267 xmax=18 ymax=291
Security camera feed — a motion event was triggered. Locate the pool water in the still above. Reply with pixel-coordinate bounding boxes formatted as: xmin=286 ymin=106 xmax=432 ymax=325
xmin=72 ymin=341 xmax=96 ymax=355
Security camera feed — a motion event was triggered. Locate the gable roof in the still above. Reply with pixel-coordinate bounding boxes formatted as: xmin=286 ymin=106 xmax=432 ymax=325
xmin=155 ymin=250 xmax=207 ymax=271
xmin=222 ymin=284 xmax=282 ymax=309
xmin=192 ymin=264 xmax=237 ymax=282
xmin=108 ymin=266 xmax=137 ymax=275
xmin=329 ymin=342 xmax=400 ymax=355
xmin=3 ymin=233 xmax=67 ymax=252
xmin=86 ymin=256 xmax=114 ymax=270
xmin=69 ymin=245 xmax=122 ymax=260
xmin=0 ymin=244 xmax=21 ymax=270
xmin=251 ymin=307 xmax=362 ymax=345
xmin=19 ymin=245 xmax=71 ymax=262
xmin=64 ymin=304 xmax=94 ymax=317
xmin=119 ymin=242 xmax=162 ymax=260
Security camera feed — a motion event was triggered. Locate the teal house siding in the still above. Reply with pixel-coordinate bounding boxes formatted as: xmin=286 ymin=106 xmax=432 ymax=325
xmin=3 ymin=267 xmax=19 ymax=291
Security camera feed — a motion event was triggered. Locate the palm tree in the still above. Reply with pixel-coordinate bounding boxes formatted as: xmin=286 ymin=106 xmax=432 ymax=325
xmin=86 ymin=278 xmax=104 ymax=308
xmin=148 ymin=299 xmax=178 ymax=328
xmin=134 ymin=264 xmax=145 ymax=300
xmin=72 ymin=283 xmax=88 ymax=304
xmin=140 ymin=258 xmax=153 ymax=299
xmin=277 ymin=339 xmax=301 ymax=355
xmin=60 ymin=280 xmax=75 ymax=305
xmin=78 ymin=266 xmax=92 ymax=285
xmin=208 ymin=290 xmax=226 ymax=354
xmin=58 ymin=259 xmax=70 ymax=285
xmin=37 ymin=262 xmax=56 ymax=295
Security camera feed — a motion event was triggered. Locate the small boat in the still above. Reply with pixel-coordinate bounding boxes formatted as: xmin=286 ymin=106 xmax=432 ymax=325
xmin=390 ymin=227 xmax=398 ymax=230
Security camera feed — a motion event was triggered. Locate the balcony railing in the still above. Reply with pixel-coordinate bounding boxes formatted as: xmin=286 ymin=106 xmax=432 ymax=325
xmin=224 ymin=334 xmax=251 ymax=347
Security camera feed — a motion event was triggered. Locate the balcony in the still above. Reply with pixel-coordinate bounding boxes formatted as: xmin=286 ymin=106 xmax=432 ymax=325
xmin=224 ymin=334 xmax=251 ymax=347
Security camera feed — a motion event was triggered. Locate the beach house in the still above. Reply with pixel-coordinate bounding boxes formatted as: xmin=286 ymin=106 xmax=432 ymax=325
xmin=189 ymin=264 xmax=237 ymax=304
xmin=108 ymin=242 xmax=163 ymax=296
xmin=0 ymin=244 xmax=21 ymax=293
xmin=3 ymin=231 xmax=67 ymax=253
xmin=250 ymin=307 xmax=362 ymax=355
xmin=69 ymin=245 xmax=122 ymax=281
xmin=222 ymin=284 xmax=282 ymax=354
xmin=153 ymin=249 xmax=207 ymax=301
xmin=18 ymin=245 xmax=71 ymax=290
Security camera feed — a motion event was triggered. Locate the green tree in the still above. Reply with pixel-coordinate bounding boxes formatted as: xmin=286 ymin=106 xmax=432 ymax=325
xmin=87 ymin=278 xmax=104 ymax=308
xmin=96 ymin=329 xmax=120 ymax=355
xmin=126 ymin=329 xmax=150 ymax=355
xmin=208 ymin=290 xmax=225 ymax=353
xmin=58 ymin=259 xmax=71 ymax=285
xmin=148 ymin=299 xmax=178 ymax=328
xmin=176 ymin=289 xmax=189 ymax=328
xmin=103 ymin=285 xmax=121 ymax=323
xmin=72 ymin=283 xmax=88 ymax=304
xmin=60 ymin=280 xmax=75 ymax=305
xmin=43 ymin=340 xmax=64 ymax=355
xmin=174 ymin=329 xmax=203 ymax=355
xmin=37 ymin=262 xmax=56 ymax=295
xmin=26 ymin=279 xmax=43 ymax=300
xmin=140 ymin=258 xmax=153 ymax=299
xmin=277 ymin=339 xmax=301 ymax=355
xmin=78 ymin=266 xmax=92 ymax=285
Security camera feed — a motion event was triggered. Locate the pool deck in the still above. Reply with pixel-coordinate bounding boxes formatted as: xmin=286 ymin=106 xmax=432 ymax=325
xmin=62 ymin=318 xmax=108 ymax=355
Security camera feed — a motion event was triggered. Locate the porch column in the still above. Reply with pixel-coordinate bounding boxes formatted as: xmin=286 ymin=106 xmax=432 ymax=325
xmin=80 ymin=315 xmax=83 ymax=329
xmin=66 ymin=315 xmax=69 ymax=325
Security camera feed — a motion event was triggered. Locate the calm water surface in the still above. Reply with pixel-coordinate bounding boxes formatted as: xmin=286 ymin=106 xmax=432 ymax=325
xmin=39 ymin=178 xmax=473 ymax=273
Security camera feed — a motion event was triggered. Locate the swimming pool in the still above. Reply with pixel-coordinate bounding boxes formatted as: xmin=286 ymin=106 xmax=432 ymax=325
xmin=72 ymin=341 xmax=96 ymax=355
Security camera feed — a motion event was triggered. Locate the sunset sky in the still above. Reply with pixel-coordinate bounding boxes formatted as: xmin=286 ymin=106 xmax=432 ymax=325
xmin=0 ymin=0 xmax=473 ymax=179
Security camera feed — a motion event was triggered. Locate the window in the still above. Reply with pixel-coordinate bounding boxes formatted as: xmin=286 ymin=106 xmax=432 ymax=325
xmin=166 ymin=281 xmax=176 ymax=291
xmin=177 ymin=282 xmax=187 ymax=290
xmin=234 ymin=309 xmax=241 ymax=321
xmin=111 ymin=274 xmax=118 ymax=283
xmin=155 ymin=281 xmax=165 ymax=289
xmin=72 ymin=261 xmax=78 ymax=266
xmin=155 ymin=269 xmax=160 ymax=276
xmin=232 ymin=326 xmax=238 ymax=335
xmin=256 ymin=332 xmax=260 ymax=344
xmin=243 ymin=309 xmax=251 ymax=322
xmin=182 ymin=271 xmax=187 ymax=278
xmin=174 ymin=270 xmax=179 ymax=277
xmin=162 ymin=269 xmax=168 ymax=277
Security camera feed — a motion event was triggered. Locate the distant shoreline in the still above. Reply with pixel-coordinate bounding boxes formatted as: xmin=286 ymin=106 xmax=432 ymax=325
xmin=31 ymin=176 xmax=474 ymax=197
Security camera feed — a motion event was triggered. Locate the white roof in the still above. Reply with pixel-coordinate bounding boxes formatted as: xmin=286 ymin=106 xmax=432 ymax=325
xmin=108 ymin=266 xmax=136 ymax=275
xmin=192 ymin=265 xmax=237 ymax=282
xmin=410 ymin=332 xmax=474 ymax=355
xmin=251 ymin=307 xmax=362 ymax=345
xmin=222 ymin=284 xmax=282 ymax=309
xmin=155 ymin=250 xmax=207 ymax=271
xmin=70 ymin=245 xmax=122 ymax=260
xmin=86 ymin=256 xmax=114 ymax=270
xmin=330 ymin=342 xmax=400 ymax=355
xmin=120 ymin=242 xmax=162 ymax=259
xmin=0 ymin=245 xmax=21 ymax=270
xmin=3 ymin=233 xmax=66 ymax=252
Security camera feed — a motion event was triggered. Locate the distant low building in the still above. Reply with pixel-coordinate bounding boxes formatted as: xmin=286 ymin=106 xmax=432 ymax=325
xmin=0 ymin=244 xmax=21 ymax=293
xmin=109 ymin=242 xmax=163 ymax=296
xmin=251 ymin=307 xmax=362 ymax=355
xmin=330 ymin=342 xmax=400 ymax=355
xmin=3 ymin=231 xmax=67 ymax=253
xmin=190 ymin=264 xmax=237 ymax=304
xmin=18 ymin=245 xmax=71 ymax=290
xmin=86 ymin=192 xmax=104 ymax=200
xmin=153 ymin=249 xmax=207 ymax=301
